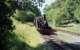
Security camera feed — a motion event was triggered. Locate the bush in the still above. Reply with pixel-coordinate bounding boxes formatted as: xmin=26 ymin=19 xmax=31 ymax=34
xmin=45 ymin=0 xmax=80 ymax=26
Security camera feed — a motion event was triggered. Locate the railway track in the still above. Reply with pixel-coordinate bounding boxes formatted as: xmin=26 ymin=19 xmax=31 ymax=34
xmin=54 ymin=28 xmax=80 ymax=36
xmin=34 ymin=16 xmax=80 ymax=50
xmin=41 ymin=35 xmax=80 ymax=50
xmin=36 ymin=26 xmax=80 ymax=50
xmin=37 ymin=26 xmax=80 ymax=36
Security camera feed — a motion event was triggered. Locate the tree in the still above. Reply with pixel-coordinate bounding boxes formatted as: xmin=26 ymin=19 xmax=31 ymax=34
xmin=14 ymin=0 xmax=45 ymax=22
xmin=0 ymin=0 xmax=18 ymax=50
xmin=0 ymin=0 xmax=45 ymax=50
xmin=45 ymin=0 xmax=80 ymax=26
xmin=19 ymin=0 xmax=45 ymax=15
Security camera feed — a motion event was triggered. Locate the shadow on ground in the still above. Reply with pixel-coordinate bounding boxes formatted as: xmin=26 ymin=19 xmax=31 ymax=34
xmin=37 ymin=27 xmax=57 ymax=35
xmin=7 ymin=32 xmax=80 ymax=50
xmin=44 ymin=40 xmax=80 ymax=50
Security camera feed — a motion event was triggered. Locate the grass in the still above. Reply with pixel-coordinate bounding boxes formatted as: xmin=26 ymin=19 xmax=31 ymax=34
xmin=11 ymin=16 xmax=80 ymax=50
xmin=10 ymin=18 xmax=53 ymax=50
xmin=9 ymin=9 xmax=54 ymax=50
xmin=50 ymin=23 xmax=80 ymax=33
xmin=12 ymin=18 xmax=44 ymax=47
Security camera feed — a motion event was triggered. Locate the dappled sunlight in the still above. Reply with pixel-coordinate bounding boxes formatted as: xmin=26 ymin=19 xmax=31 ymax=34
xmin=12 ymin=18 xmax=45 ymax=47
xmin=50 ymin=23 xmax=80 ymax=35
xmin=1 ymin=0 xmax=80 ymax=50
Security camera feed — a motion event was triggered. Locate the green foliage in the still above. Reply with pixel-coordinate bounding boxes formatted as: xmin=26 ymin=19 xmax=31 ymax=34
xmin=0 ymin=0 xmax=54 ymax=50
xmin=14 ymin=9 xmax=36 ymax=22
xmin=45 ymin=0 xmax=80 ymax=26
xmin=0 ymin=0 xmax=20 ymax=50
xmin=14 ymin=6 xmax=41 ymax=22
xmin=74 ymin=6 xmax=80 ymax=23
xmin=12 ymin=18 xmax=53 ymax=50
xmin=0 ymin=1 xmax=14 ymax=50
xmin=14 ymin=0 xmax=41 ymax=22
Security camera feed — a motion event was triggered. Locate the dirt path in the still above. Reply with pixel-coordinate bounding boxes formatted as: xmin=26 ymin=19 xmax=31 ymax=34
xmin=55 ymin=28 xmax=80 ymax=36
xmin=40 ymin=30 xmax=80 ymax=50
xmin=56 ymin=31 xmax=80 ymax=43
xmin=34 ymin=22 xmax=80 ymax=50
